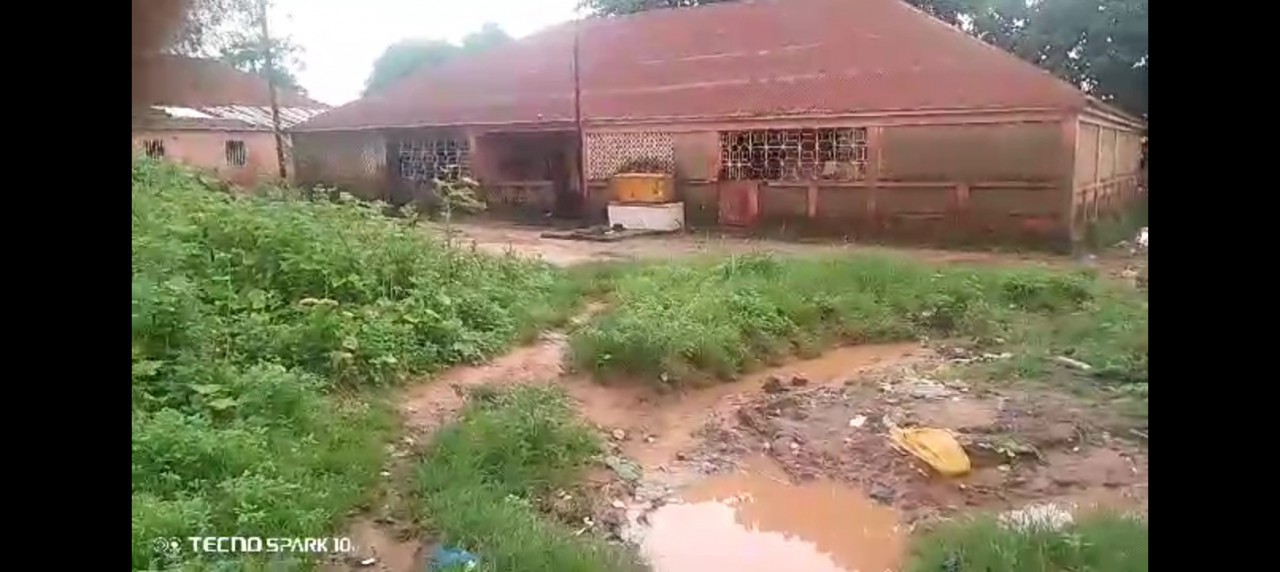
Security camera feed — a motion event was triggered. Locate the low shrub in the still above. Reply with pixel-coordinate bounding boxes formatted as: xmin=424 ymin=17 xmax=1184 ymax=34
xmin=131 ymin=159 xmax=579 ymax=570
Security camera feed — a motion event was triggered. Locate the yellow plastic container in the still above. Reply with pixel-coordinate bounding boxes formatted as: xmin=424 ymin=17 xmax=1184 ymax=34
xmin=609 ymin=173 xmax=676 ymax=204
xmin=889 ymin=427 xmax=972 ymax=477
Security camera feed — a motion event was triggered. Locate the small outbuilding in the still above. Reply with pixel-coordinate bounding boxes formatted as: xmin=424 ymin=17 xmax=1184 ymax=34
xmin=132 ymin=55 xmax=329 ymax=186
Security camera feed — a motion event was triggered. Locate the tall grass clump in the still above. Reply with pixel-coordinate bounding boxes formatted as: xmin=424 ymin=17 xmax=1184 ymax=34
xmin=417 ymin=386 xmax=645 ymax=572
xmin=131 ymin=159 xmax=577 ymax=570
xmin=909 ymin=512 xmax=1148 ymax=572
xmin=570 ymin=253 xmax=1146 ymax=388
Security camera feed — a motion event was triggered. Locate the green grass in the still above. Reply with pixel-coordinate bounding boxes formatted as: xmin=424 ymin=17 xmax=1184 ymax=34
xmin=131 ymin=159 xmax=580 ymax=570
xmin=417 ymin=386 xmax=645 ymax=572
xmin=132 ymin=158 xmax=1149 ymax=570
xmin=570 ymin=253 xmax=1147 ymax=390
xmin=909 ymin=513 xmax=1148 ymax=572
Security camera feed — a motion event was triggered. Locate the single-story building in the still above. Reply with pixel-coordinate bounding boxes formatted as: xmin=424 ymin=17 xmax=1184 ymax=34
xmin=292 ymin=0 xmax=1145 ymax=248
xmin=132 ymin=55 xmax=329 ymax=186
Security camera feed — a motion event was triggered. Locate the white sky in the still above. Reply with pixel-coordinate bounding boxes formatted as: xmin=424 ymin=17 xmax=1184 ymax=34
xmin=272 ymin=0 xmax=581 ymax=105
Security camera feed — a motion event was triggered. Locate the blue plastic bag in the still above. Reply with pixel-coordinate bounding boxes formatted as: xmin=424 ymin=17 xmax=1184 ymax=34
xmin=428 ymin=545 xmax=479 ymax=571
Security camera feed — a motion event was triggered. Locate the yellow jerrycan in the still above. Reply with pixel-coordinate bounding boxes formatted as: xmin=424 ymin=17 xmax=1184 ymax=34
xmin=889 ymin=427 xmax=972 ymax=477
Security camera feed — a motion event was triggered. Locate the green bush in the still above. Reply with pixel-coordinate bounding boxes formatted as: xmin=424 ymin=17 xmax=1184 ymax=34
xmin=570 ymin=253 xmax=1147 ymax=387
xmin=418 ymin=387 xmax=644 ymax=572
xmin=131 ymin=160 xmax=578 ymax=570
xmin=909 ymin=513 xmax=1148 ymax=572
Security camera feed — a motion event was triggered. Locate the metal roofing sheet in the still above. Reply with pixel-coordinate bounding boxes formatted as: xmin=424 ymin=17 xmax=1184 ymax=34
xmin=145 ymin=105 xmax=329 ymax=130
xmin=297 ymin=0 xmax=1092 ymax=132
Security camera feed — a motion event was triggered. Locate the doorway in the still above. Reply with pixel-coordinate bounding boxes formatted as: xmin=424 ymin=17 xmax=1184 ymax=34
xmin=479 ymin=131 xmax=582 ymax=219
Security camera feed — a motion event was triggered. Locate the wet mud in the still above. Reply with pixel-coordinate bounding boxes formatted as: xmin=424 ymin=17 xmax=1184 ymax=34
xmin=335 ymin=303 xmax=1146 ymax=572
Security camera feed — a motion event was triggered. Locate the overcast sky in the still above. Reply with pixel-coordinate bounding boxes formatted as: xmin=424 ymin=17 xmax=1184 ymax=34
xmin=272 ymin=0 xmax=581 ymax=105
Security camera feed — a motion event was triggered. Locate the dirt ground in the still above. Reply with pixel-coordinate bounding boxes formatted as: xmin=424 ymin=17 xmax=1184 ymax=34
xmin=677 ymin=345 xmax=1148 ymax=525
xmin=329 ymin=224 xmax=1149 ymax=571
xmin=333 ymin=338 xmax=1147 ymax=571
xmin=435 ymin=220 xmax=1148 ymax=287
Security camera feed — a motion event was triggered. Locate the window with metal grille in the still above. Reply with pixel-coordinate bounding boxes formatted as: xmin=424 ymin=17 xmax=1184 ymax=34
xmin=719 ymin=128 xmax=868 ymax=181
xmin=585 ymin=132 xmax=675 ymax=179
xmin=398 ymin=138 xmax=471 ymax=182
xmin=142 ymin=139 xmax=165 ymax=159
xmin=225 ymin=140 xmax=247 ymax=166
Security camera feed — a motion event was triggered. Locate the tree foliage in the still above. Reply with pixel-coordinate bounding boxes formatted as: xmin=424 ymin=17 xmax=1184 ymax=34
xmin=462 ymin=22 xmax=514 ymax=52
xmin=364 ymin=40 xmax=462 ymax=96
xmin=363 ymin=23 xmax=513 ymax=97
xmin=217 ymin=34 xmax=307 ymax=93
xmin=162 ymin=0 xmax=308 ymax=94
xmin=579 ymin=0 xmax=1147 ymax=117
xmin=168 ymin=0 xmax=257 ymax=56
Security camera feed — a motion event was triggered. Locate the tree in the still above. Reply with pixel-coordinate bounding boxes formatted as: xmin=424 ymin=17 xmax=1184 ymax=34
xmin=159 ymin=0 xmax=309 ymax=96
xmin=579 ymin=0 xmax=1147 ymax=117
xmin=462 ymin=22 xmax=513 ymax=52
xmin=363 ymin=40 xmax=461 ymax=96
xmin=168 ymin=0 xmax=257 ymax=56
xmin=363 ymin=23 xmax=513 ymax=97
xmin=218 ymin=33 xmax=307 ymax=93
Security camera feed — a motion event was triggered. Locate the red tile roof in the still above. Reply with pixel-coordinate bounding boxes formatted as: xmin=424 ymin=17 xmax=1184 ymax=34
xmin=133 ymin=54 xmax=325 ymax=108
xmin=298 ymin=0 xmax=1090 ymax=132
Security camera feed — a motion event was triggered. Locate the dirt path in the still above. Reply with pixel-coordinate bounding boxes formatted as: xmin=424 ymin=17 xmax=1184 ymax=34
xmin=328 ymin=306 xmax=922 ymax=571
xmin=434 ymin=221 xmax=1148 ymax=286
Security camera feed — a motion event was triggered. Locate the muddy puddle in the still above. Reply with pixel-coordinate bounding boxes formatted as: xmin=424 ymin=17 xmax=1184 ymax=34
xmin=356 ymin=327 xmax=1147 ymax=572
xmin=571 ymin=343 xmax=922 ymax=469
xmin=636 ymin=457 xmax=905 ymax=572
xmin=400 ymin=319 xmax=922 ymax=471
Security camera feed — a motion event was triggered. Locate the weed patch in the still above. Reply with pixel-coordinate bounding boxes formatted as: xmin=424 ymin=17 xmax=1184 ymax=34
xmin=570 ymin=254 xmax=1147 ymax=390
xmin=1085 ymin=197 xmax=1148 ymax=251
xmin=909 ymin=512 xmax=1148 ymax=572
xmin=131 ymin=160 xmax=578 ymax=570
xmin=417 ymin=387 xmax=644 ymax=572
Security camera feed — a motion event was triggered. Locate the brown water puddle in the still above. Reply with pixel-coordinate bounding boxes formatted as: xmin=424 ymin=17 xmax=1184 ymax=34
xmin=401 ymin=323 xmax=919 ymax=470
xmin=565 ymin=343 xmax=922 ymax=468
xmin=639 ymin=457 xmax=906 ymax=572
xmin=388 ymin=334 xmax=920 ymax=572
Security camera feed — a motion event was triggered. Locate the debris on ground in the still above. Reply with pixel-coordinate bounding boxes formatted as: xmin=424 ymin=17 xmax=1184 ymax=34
xmin=1115 ymin=226 xmax=1148 ymax=256
xmin=611 ymin=428 xmax=627 ymax=441
xmin=673 ymin=346 xmax=1148 ymax=524
xmin=998 ymin=503 xmax=1075 ymax=533
xmin=1052 ymin=356 xmax=1094 ymax=371
xmin=427 ymin=545 xmax=478 ymax=571
xmin=894 ymin=377 xmax=958 ymax=400
xmin=603 ymin=455 xmax=643 ymax=483
xmin=762 ymin=375 xmax=788 ymax=394
xmin=540 ymin=225 xmax=673 ymax=243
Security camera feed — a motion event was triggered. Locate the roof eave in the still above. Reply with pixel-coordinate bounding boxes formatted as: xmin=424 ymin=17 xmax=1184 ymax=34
xmin=293 ymin=118 xmax=579 ymax=134
xmin=1081 ymin=96 xmax=1146 ymax=131
xmin=293 ymin=105 xmax=1083 ymax=134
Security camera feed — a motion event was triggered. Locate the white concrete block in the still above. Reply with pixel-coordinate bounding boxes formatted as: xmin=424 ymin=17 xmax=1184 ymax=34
xmin=607 ymin=202 xmax=685 ymax=231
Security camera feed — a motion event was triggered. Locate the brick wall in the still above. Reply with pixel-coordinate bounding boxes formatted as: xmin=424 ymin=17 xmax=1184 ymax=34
xmin=133 ymin=129 xmax=286 ymax=187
